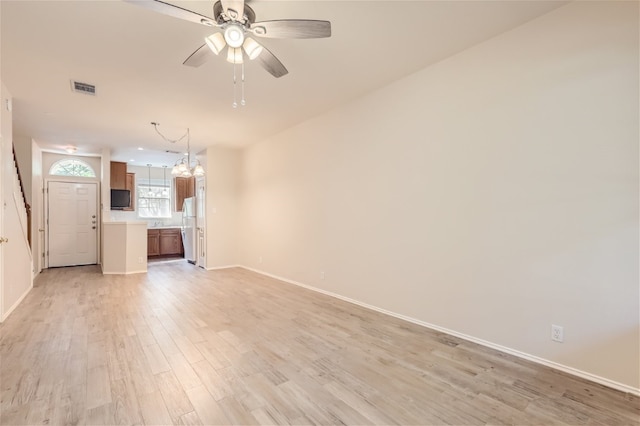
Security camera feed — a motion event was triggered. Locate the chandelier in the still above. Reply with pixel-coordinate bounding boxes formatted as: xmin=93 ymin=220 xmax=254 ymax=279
xmin=151 ymin=122 xmax=205 ymax=177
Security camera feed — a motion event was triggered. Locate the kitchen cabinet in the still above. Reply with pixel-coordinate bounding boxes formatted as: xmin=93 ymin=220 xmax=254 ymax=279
xmin=159 ymin=228 xmax=182 ymax=256
xmin=175 ymin=176 xmax=195 ymax=212
xmin=124 ymin=172 xmax=135 ymax=211
xmin=147 ymin=229 xmax=160 ymax=256
xmin=110 ymin=161 xmax=127 ymax=190
xmin=148 ymin=228 xmax=183 ymax=257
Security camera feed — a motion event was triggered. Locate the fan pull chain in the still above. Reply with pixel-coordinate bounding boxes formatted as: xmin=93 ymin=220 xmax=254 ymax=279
xmin=232 ymin=62 xmax=238 ymax=108
xmin=241 ymin=61 xmax=246 ymax=106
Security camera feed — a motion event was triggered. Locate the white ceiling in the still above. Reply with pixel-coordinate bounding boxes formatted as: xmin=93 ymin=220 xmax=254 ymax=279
xmin=1 ymin=0 xmax=565 ymax=167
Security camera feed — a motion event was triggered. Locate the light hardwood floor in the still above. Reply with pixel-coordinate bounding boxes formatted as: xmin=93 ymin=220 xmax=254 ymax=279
xmin=0 ymin=264 xmax=638 ymax=425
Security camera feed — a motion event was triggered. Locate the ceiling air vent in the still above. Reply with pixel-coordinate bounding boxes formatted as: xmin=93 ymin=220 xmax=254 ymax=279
xmin=165 ymin=150 xmax=181 ymax=154
xmin=71 ymin=80 xmax=96 ymax=95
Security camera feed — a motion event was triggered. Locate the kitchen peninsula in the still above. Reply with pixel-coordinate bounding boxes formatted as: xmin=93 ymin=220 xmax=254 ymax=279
xmin=101 ymin=220 xmax=148 ymax=274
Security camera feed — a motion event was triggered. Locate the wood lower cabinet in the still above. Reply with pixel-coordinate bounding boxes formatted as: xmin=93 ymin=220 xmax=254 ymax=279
xmin=159 ymin=228 xmax=182 ymax=256
xmin=148 ymin=228 xmax=183 ymax=258
xmin=147 ymin=229 xmax=160 ymax=256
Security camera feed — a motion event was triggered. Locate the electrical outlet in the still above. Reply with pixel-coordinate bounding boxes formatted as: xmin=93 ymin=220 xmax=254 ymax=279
xmin=320 ymin=271 xmax=325 ymax=280
xmin=138 ymin=257 xmax=144 ymax=264
xmin=258 ymin=256 xmax=262 ymax=264
xmin=551 ymin=324 xmax=564 ymax=342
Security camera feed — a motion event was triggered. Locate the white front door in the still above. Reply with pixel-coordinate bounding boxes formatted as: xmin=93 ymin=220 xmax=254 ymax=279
xmin=47 ymin=181 xmax=98 ymax=267
xmin=196 ymin=177 xmax=206 ymax=268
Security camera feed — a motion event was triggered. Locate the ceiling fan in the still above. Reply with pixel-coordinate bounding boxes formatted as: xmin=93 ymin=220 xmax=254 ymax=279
xmin=125 ymin=0 xmax=332 ymax=78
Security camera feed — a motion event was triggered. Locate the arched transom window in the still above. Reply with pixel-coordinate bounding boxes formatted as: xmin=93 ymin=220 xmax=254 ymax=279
xmin=49 ymin=159 xmax=96 ymax=177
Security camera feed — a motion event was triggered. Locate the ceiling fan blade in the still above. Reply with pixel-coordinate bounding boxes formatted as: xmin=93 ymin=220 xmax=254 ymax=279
xmin=183 ymin=44 xmax=214 ymax=67
xmin=124 ymin=0 xmax=218 ymax=27
xmin=256 ymin=45 xmax=288 ymax=78
xmin=124 ymin=0 xmax=217 ymax=27
xmin=250 ymin=20 xmax=331 ymax=39
xmin=220 ymin=0 xmax=245 ymax=22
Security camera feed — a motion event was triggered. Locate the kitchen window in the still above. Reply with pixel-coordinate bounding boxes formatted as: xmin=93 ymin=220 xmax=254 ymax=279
xmin=137 ymin=182 xmax=171 ymax=219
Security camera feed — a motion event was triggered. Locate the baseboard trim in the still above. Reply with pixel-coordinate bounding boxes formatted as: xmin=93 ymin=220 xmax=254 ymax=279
xmin=1 ymin=283 xmax=33 ymax=323
xmin=238 ymin=265 xmax=640 ymax=397
xmin=101 ymin=269 xmax=147 ymax=275
xmin=205 ymin=264 xmax=241 ymax=271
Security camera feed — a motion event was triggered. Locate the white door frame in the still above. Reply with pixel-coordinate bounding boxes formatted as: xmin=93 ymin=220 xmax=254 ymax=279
xmin=44 ymin=178 xmax=100 ymax=268
xmin=38 ymin=178 xmax=45 ymax=274
xmin=196 ymin=177 xmax=206 ymax=268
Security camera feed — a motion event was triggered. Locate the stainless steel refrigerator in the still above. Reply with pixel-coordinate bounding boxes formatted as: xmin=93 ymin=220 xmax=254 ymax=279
xmin=181 ymin=197 xmax=196 ymax=264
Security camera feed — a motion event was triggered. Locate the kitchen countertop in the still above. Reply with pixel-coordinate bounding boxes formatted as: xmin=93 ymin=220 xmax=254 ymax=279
xmin=103 ymin=221 xmax=147 ymax=226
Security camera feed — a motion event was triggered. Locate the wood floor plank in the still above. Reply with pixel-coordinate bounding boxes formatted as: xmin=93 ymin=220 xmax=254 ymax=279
xmin=142 ymin=343 xmax=171 ymax=375
xmin=184 ymin=385 xmax=230 ymax=425
xmin=150 ymin=325 xmax=182 ymax=358
xmin=122 ymin=335 xmax=157 ymax=398
xmin=26 ymin=380 xmax=63 ymax=426
xmin=85 ymin=402 xmax=116 ymax=426
xmin=138 ymin=390 xmax=173 ymax=426
xmin=194 ymin=340 xmax=231 ymax=370
xmin=276 ymin=379 xmax=343 ymax=425
xmin=87 ymin=339 xmax=109 ymax=369
xmin=217 ymin=396 xmax=260 ymax=425
xmin=172 ymin=333 xmax=205 ymax=364
xmin=178 ymin=410 xmax=204 ymax=425
xmin=155 ymin=370 xmax=195 ymax=423
xmin=86 ymin=365 xmax=112 ymax=410
xmin=323 ymin=380 xmax=397 ymax=425
xmin=0 ymin=265 xmax=637 ymax=426
xmin=110 ymin=377 xmax=144 ymax=425
xmin=167 ymin=351 xmax=203 ymax=391
xmin=53 ymin=383 xmax=86 ymax=426
xmin=0 ymin=404 xmax=30 ymax=425
xmin=191 ymin=359 xmax=233 ymax=401
xmin=250 ymin=406 xmax=290 ymax=425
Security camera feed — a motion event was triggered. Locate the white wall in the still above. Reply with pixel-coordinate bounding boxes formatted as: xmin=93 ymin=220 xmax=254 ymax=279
xmin=1 ymin=82 xmax=32 ymax=321
xmin=204 ymin=146 xmax=240 ymax=269
xmin=238 ymin=2 xmax=639 ymax=390
xmin=100 ymin=149 xmax=111 ymax=223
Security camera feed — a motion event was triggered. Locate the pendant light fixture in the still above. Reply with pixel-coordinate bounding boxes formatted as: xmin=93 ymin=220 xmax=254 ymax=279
xmin=151 ymin=123 xmax=205 ymax=178
xmin=147 ymin=164 xmax=154 ymax=197
xmin=162 ymin=166 xmax=168 ymax=197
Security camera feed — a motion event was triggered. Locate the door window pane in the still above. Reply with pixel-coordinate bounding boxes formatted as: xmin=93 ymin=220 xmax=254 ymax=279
xmin=49 ymin=159 xmax=96 ymax=177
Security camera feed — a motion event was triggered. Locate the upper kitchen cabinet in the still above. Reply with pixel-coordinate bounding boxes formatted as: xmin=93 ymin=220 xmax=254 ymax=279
xmin=175 ymin=176 xmax=195 ymax=212
xmin=110 ymin=162 xmax=134 ymax=210
xmin=110 ymin=161 xmax=127 ymax=189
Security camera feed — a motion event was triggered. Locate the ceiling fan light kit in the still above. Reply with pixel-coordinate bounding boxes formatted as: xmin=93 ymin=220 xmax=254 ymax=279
xmin=242 ymin=37 xmax=263 ymax=60
xmin=224 ymin=24 xmax=245 ymax=48
xmin=126 ymin=0 xmax=331 ymax=107
xmin=226 ymin=47 xmax=243 ymax=64
xmin=205 ymin=33 xmax=225 ymax=55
